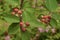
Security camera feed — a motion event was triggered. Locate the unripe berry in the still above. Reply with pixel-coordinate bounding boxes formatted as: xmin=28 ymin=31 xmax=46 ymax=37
xmin=25 ymin=22 xmax=30 ymax=26
xmin=11 ymin=12 xmax=15 ymax=15
xmin=13 ymin=7 xmax=19 ymax=12
xmin=21 ymin=27 xmax=26 ymax=32
xmin=20 ymin=22 xmax=24 ymax=27
xmin=15 ymin=14 xmax=19 ymax=17
xmin=18 ymin=10 xmax=22 ymax=15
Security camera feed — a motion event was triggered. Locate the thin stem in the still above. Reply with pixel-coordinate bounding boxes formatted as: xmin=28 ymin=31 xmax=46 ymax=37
xmin=20 ymin=0 xmax=24 ymax=22
xmin=20 ymin=0 xmax=24 ymax=31
xmin=20 ymin=0 xmax=24 ymax=9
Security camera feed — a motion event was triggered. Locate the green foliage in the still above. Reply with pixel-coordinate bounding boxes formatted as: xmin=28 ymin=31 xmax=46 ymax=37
xmin=21 ymin=31 xmax=31 ymax=40
xmin=3 ymin=13 xmax=20 ymax=23
xmin=50 ymin=18 xmax=57 ymax=28
xmin=45 ymin=0 xmax=58 ymax=12
xmin=22 ymin=8 xmax=45 ymax=29
xmin=0 ymin=19 xmax=9 ymax=35
xmin=0 ymin=0 xmax=60 ymax=40
xmin=8 ymin=23 xmax=19 ymax=34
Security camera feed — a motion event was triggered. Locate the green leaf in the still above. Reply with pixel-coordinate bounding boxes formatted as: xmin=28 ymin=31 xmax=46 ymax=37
xmin=51 ymin=13 xmax=60 ymax=28
xmin=23 ymin=0 xmax=32 ymax=8
xmin=0 ymin=19 xmax=9 ymax=35
xmin=22 ymin=8 xmax=45 ymax=29
xmin=5 ymin=0 xmax=20 ymax=7
xmin=45 ymin=0 xmax=58 ymax=12
xmin=50 ymin=18 xmax=57 ymax=28
xmin=21 ymin=31 xmax=31 ymax=40
xmin=52 ymin=12 xmax=60 ymax=20
xmin=3 ymin=14 xmax=19 ymax=23
xmin=8 ymin=23 xmax=19 ymax=34
xmin=14 ymin=32 xmax=21 ymax=40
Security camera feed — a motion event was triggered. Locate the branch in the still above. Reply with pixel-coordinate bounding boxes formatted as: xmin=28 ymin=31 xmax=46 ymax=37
xmin=20 ymin=0 xmax=24 ymax=9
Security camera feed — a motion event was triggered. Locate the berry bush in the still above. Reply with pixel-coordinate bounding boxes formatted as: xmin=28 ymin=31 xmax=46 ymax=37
xmin=0 ymin=0 xmax=60 ymax=40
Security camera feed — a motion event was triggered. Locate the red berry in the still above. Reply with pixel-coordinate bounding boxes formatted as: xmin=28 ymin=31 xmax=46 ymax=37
xmin=41 ymin=16 xmax=47 ymax=19
xmin=21 ymin=27 xmax=26 ymax=32
xmin=47 ymin=16 xmax=51 ymax=19
xmin=42 ymin=15 xmax=51 ymax=19
xmin=46 ymin=18 xmax=50 ymax=22
xmin=41 ymin=19 xmax=46 ymax=22
xmin=11 ymin=12 xmax=15 ymax=15
xmin=20 ymin=22 xmax=24 ymax=27
xmin=13 ymin=7 xmax=19 ymax=12
xmin=25 ymin=22 xmax=30 ymax=26
xmin=18 ymin=10 xmax=22 ymax=14
xmin=41 ymin=19 xmax=49 ymax=24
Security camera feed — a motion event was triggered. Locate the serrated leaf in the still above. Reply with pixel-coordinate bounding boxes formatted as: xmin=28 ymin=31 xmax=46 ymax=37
xmin=8 ymin=23 xmax=19 ymax=34
xmin=3 ymin=14 xmax=19 ymax=23
xmin=22 ymin=8 xmax=45 ymax=29
xmin=50 ymin=18 xmax=57 ymax=28
xmin=45 ymin=0 xmax=58 ymax=12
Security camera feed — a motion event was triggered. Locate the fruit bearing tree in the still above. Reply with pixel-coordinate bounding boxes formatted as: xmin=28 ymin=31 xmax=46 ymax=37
xmin=0 ymin=0 xmax=60 ymax=40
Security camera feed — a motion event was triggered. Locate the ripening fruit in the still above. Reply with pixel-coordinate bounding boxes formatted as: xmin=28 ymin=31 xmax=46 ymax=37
xmin=13 ymin=7 xmax=19 ymax=12
xmin=11 ymin=12 xmax=15 ymax=15
xmin=25 ymin=22 xmax=30 ymax=26
xmin=21 ymin=27 xmax=26 ymax=32
xmin=18 ymin=10 xmax=22 ymax=15
xmin=41 ymin=15 xmax=51 ymax=24
xmin=41 ymin=19 xmax=49 ymax=24
xmin=41 ymin=19 xmax=46 ymax=22
xmin=19 ymin=22 xmax=24 ymax=27
xmin=42 ymin=15 xmax=51 ymax=19
xmin=47 ymin=16 xmax=51 ymax=19
xmin=41 ymin=16 xmax=47 ymax=19
xmin=4 ymin=31 xmax=8 ymax=36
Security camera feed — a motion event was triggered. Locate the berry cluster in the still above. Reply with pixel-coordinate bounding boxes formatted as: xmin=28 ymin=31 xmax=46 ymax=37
xmin=19 ymin=22 xmax=30 ymax=32
xmin=41 ymin=15 xmax=51 ymax=24
xmin=11 ymin=7 xmax=22 ymax=16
